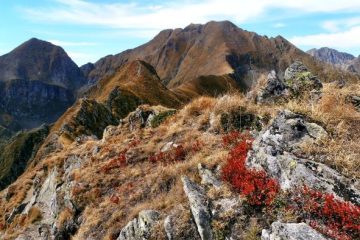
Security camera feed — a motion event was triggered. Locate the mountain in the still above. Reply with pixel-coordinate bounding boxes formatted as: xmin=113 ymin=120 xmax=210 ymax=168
xmin=85 ymin=21 xmax=356 ymax=98
xmin=307 ymin=47 xmax=360 ymax=76
xmin=1 ymin=21 xmax=360 ymax=240
xmin=0 ymin=38 xmax=87 ymax=130
xmin=307 ymin=47 xmax=355 ymax=66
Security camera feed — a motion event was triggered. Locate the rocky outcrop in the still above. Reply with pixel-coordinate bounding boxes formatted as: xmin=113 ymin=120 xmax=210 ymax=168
xmin=284 ymin=61 xmax=322 ymax=96
xmin=0 ymin=124 xmax=50 ymax=190
xmin=261 ymin=221 xmax=329 ymax=240
xmin=117 ymin=210 xmax=160 ymax=240
xmin=256 ymin=70 xmax=286 ymax=103
xmin=59 ymin=99 xmax=118 ymax=140
xmin=182 ymin=176 xmax=213 ymax=240
xmin=247 ymin=110 xmax=360 ymax=204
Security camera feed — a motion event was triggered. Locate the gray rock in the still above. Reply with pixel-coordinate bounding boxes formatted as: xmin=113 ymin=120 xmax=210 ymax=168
xmin=346 ymin=95 xmax=360 ymax=111
xmin=248 ymin=110 xmax=360 ymax=205
xmin=198 ymin=163 xmax=222 ymax=189
xmin=182 ymin=176 xmax=212 ymax=240
xmin=164 ymin=215 xmax=175 ymax=240
xmin=128 ymin=108 xmax=156 ymax=131
xmin=284 ymin=61 xmax=322 ymax=96
xmin=261 ymin=221 xmax=329 ymax=240
xmin=257 ymin=70 xmax=286 ymax=103
xmin=117 ymin=210 xmax=160 ymax=240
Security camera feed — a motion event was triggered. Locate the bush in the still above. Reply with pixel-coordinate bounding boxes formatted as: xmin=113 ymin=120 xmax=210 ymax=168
xmin=222 ymin=133 xmax=279 ymax=206
xmin=292 ymin=186 xmax=360 ymax=240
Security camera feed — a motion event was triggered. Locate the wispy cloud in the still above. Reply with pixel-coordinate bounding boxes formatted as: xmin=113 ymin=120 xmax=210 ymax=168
xmin=273 ymin=23 xmax=286 ymax=28
xmin=21 ymin=0 xmax=360 ymax=31
xmin=290 ymin=26 xmax=360 ymax=50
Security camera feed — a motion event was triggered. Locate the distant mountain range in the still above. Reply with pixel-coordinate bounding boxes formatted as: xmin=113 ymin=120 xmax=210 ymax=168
xmin=307 ymin=47 xmax=360 ymax=74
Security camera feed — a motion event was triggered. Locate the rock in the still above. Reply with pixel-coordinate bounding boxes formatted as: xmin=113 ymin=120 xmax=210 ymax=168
xmin=117 ymin=210 xmax=160 ymax=240
xmin=198 ymin=164 xmax=222 ymax=189
xmin=5 ymin=203 xmax=27 ymax=224
xmin=257 ymin=70 xmax=286 ymax=103
xmin=248 ymin=110 xmax=360 ymax=205
xmin=346 ymin=95 xmax=360 ymax=111
xmin=60 ymin=99 xmax=118 ymax=140
xmin=261 ymin=221 xmax=329 ymax=240
xmin=128 ymin=107 xmax=156 ymax=131
xmin=284 ymin=61 xmax=322 ymax=96
xmin=211 ymin=197 xmax=242 ymax=219
xmin=164 ymin=215 xmax=175 ymax=240
xmin=181 ymin=176 xmax=213 ymax=240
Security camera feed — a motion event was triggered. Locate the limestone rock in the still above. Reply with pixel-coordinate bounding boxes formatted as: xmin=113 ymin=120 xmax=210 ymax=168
xmin=182 ymin=176 xmax=213 ymax=240
xmin=248 ymin=110 xmax=360 ymax=205
xmin=117 ymin=210 xmax=160 ymax=240
xmin=261 ymin=221 xmax=329 ymax=240
xmin=198 ymin=163 xmax=222 ymax=189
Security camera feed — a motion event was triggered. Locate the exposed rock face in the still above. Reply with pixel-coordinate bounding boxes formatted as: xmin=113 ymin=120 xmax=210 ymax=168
xmin=261 ymin=221 xmax=329 ymax=240
xmin=307 ymin=47 xmax=355 ymax=66
xmin=117 ymin=210 xmax=160 ymax=240
xmin=247 ymin=110 xmax=360 ymax=205
xmin=59 ymin=99 xmax=118 ymax=140
xmin=256 ymin=70 xmax=286 ymax=103
xmin=182 ymin=176 xmax=213 ymax=240
xmin=0 ymin=124 xmax=50 ymax=190
xmin=284 ymin=61 xmax=322 ymax=96
xmin=0 ymin=38 xmax=86 ymax=130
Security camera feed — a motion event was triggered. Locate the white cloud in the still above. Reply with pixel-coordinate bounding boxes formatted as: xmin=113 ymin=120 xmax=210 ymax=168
xmin=322 ymin=17 xmax=360 ymax=32
xmin=48 ymin=39 xmax=97 ymax=47
xmin=21 ymin=0 xmax=360 ymax=31
xmin=290 ymin=26 xmax=360 ymax=49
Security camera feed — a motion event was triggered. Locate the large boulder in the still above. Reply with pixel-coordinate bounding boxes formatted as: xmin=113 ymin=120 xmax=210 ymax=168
xmin=247 ymin=110 xmax=360 ymax=205
xmin=284 ymin=61 xmax=322 ymax=96
xmin=261 ymin=221 xmax=329 ymax=240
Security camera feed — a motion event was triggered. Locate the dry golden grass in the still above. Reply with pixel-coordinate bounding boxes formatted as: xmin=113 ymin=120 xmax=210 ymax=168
xmin=1 ymin=87 xmax=359 ymax=238
xmin=283 ymin=82 xmax=360 ymax=178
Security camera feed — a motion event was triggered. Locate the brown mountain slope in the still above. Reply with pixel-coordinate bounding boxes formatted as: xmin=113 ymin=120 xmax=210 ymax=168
xmin=86 ymin=21 xmax=359 ymax=92
xmin=85 ymin=60 xmax=181 ymax=108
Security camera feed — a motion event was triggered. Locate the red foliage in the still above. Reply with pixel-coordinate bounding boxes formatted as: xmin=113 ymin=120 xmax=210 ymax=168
xmin=222 ymin=132 xmax=279 ymax=206
xmin=101 ymin=149 xmax=128 ymax=173
xmin=110 ymin=195 xmax=120 ymax=204
xmin=293 ymin=186 xmax=360 ymax=239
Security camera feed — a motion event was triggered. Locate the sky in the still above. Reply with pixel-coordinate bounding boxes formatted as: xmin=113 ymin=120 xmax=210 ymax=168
xmin=1 ymin=0 xmax=360 ymax=65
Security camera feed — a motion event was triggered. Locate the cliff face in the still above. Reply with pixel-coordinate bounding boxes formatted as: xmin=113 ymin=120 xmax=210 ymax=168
xmin=0 ymin=38 xmax=87 ymax=131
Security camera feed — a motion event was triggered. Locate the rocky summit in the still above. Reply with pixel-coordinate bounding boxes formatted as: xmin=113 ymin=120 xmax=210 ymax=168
xmin=0 ymin=20 xmax=360 ymax=240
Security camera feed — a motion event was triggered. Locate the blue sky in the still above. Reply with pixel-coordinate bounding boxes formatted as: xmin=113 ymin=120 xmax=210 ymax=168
xmin=1 ymin=0 xmax=360 ymax=65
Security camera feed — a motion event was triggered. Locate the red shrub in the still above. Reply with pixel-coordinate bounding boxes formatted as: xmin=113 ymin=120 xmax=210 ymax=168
xmin=101 ymin=149 xmax=128 ymax=173
xmin=110 ymin=195 xmax=120 ymax=204
xmin=292 ymin=186 xmax=360 ymax=239
xmin=222 ymin=134 xmax=279 ymax=206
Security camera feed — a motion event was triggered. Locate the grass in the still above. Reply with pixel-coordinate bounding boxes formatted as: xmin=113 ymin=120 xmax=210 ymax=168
xmin=0 ymin=81 xmax=359 ymax=238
